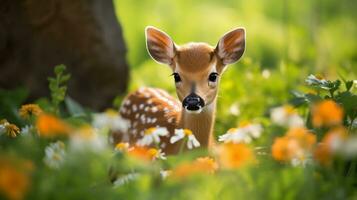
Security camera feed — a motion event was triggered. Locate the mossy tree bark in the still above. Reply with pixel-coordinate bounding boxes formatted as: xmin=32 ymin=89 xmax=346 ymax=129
xmin=0 ymin=0 xmax=129 ymax=109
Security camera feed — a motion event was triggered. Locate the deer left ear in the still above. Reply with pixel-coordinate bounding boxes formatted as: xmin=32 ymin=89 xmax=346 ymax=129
xmin=215 ymin=28 xmax=245 ymax=65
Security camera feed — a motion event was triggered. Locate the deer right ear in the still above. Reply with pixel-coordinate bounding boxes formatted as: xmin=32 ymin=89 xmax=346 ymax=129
xmin=145 ymin=26 xmax=176 ymax=65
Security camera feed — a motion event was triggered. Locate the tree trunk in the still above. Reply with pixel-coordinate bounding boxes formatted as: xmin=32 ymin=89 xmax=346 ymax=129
xmin=0 ymin=0 xmax=129 ymax=110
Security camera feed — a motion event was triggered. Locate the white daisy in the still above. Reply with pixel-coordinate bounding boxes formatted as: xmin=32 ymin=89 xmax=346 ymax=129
xmin=148 ymin=148 xmax=167 ymax=160
xmin=70 ymin=126 xmax=106 ymax=152
xmin=218 ymin=122 xmax=263 ymax=144
xmin=160 ymin=170 xmax=172 ymax=180
xmin=44 ymin=141 xmax=66 ymax=169
xmin=170 ymin=129 xmax=200 ymax=149
xmin=113 ymin=173 xmax=140 ymax=188
xmin=20 ymin=125 xmax=33 ymax=136
xmin=136 ymin=127 xmax=169 ymax=146
xmin=305 ymin=74 xmax=328 ymax=86
xmin=270 ymin=105 xmax=304 ymax=127
xmin=92 ymin=109 xmax=130 ymax=132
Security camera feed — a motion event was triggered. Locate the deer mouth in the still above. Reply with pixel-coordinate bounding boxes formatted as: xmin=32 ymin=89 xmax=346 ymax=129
xmin=184 ymin=105 xmax=203 ymax=114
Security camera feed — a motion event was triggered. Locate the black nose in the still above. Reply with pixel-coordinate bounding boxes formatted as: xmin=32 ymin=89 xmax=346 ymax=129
xmin=183 ymin=93 xmax=205 ymax=111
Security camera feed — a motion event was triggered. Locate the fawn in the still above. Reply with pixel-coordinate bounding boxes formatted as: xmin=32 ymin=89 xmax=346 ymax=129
xmin=114 ymin=26 xmax=246 ymax=154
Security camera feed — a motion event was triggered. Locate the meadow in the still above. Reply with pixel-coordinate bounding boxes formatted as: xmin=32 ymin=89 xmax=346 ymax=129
xmin=0 ymin=0 xmax=356 ymax=199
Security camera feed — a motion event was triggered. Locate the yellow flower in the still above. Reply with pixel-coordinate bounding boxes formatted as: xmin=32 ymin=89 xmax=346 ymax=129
xmin=18 ymin=104 xmax=43 ymax=120
xmin=36 ymin=114 xmax=72 ymax=137
xmin=217 ymin=143 xmax=255 ymax=169
xmin=0 ymin=157 xmax=33 ymax=200
xmin=1 ymin=120 xmax=20 ymax=138
xmin=171 ymin=157 xmax=218 ymax=179
xmin=115 ymin=142 xmax=130 ymax=152
xmin=312 ymin=100 xmax=344 ymax=127
xmin=6 ymin=124 xmax=20 ymax=138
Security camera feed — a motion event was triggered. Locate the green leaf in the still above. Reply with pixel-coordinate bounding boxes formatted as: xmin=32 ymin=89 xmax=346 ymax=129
xmin=65 ymin=96 xmax=86 ymax=117
xmin=345 ymin=81 xmax=353 ymax=91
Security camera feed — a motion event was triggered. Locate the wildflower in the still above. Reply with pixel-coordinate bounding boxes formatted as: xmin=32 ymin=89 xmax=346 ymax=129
xmin=160 ymin=170 xmax=172 ymax=179
xmin=148 ymin=148 xmax=166 ymax=160
xmin=311 ymin=100 xmax=343 ymax=128
xmin=305 ymin=74 xmax=328 ymax=86
xmin=171 ymin=157 xmax=218 ymax=179
xmin=69 ymin=126 xmax=106 ymax=151
xmin=136 ymin=127 xmax=169 ymax=146
xmin=170 ymin=129 xmax=200 ymax=149
xmin=20 ymin=125 xmax=33 ymax=136
xmin=216 ymin=143 xmax=255 ymax=169
xmin=314 ymin=127 xmax=347 ymax=165
xmin=0 ymin=158 xmax=33 ymax=200
xmin=270 ymin=105 xmax=304 ymax=127
xmin=218 ymin=121 xmax=262 ymax=144
xmin=92 ymin=109 xmax=130 ymax=132
xmin=272 ymin=127 xmax=316 ymax=166
xmin=18 ymin=104 xmax=43 ymax=120
xmin=43 ymin=141 xmax=66 ymax=169
xmin=113 ymin=173 xmax=139 ymax=188
xmin=127 ymin=146 xmax=166 ymax=161
xmin=36 ymin=114 xmax=72 ymax=137
xmin=229 ymin=103 xmax=240 ymax=116
xmin=115 ymin=142 xmax=130 ymax=152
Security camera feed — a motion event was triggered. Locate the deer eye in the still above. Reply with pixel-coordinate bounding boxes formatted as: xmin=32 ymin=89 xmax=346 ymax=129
xmin=208 ymin=72 xmax=219 ymax=82
xmin=172 ymin=72 xmax=181 ymax=83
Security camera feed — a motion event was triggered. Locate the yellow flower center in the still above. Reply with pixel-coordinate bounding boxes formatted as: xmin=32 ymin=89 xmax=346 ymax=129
xmin=239 ymin=120 xmax=251 ymax=128
xmin=115 ymin=142 xmax=129 ymax=150
xmin=227 ymin=128 xmax=238 ymax=134
xmin=283 ymin=105 xmax=296 ymax=115
xmin=315 ymin=74 xmax=324 ymax=80
xmin=145 ymin=127 xmax=157 ymax=135
xmin=183 ymin=129 xmax=193 ymax=136
xmin=105 ymin=109 xmax=118 ymax=117
xmin=148 ymin=148 xmax=158 ymax=157
xmin=52 ymin=153 xmax=61 ymax=161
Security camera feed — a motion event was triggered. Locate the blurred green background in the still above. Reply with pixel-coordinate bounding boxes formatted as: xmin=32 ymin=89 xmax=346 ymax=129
xmin=114 ymin=0 xmax=356 ymax=136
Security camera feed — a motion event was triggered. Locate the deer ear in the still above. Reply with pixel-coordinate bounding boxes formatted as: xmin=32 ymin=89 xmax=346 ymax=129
xmin=215 ymin=28 xmax=245 ymax=65
xmin=145 ymin=26 xmax=176 ymax=65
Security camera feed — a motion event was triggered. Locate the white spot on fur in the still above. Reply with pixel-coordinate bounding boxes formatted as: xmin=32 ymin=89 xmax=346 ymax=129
xmin=132 ymin=105 xmax=137 ymax=112
xmin=139 ymin=104 xmax=144 ymax=109
xmin=152 ymin=107 xmax=158 ymax=113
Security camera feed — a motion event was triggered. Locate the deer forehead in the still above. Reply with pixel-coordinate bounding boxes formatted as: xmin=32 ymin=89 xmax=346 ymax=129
xmin=175 ymin=43 xmax=216 ymax=73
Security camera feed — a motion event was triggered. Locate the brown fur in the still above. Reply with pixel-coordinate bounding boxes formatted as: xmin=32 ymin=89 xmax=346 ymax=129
xmin=175 ymin=43 xmax=214 ymax=73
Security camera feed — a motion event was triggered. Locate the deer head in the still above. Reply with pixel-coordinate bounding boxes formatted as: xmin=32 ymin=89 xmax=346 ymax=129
xmin=145 ymin=26 xmax=245 ymax=114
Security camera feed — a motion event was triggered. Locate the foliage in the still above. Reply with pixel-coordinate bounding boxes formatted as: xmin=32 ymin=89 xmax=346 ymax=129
xmin=0 ymin=0 xmax=356 ymax=199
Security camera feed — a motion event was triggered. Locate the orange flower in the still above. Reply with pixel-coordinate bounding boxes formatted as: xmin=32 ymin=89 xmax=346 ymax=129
xmin=217 ymin=143 xmax=255 ymax=169
xmin=286 ymin=127 xmax=316 ymax=150
xmin=272 ymin=128 xmax=316 ymax=163
xmin=36 ymin=114 xmax=72 ymax=137
xmin=314 ymin=127 xmax=347 ymax=166
xmin=0 ymin=157 xmax=33 ymax=200
xmin=311 ymin=100 xmax=344 ymax=127
xmin=18 ymin=104 xmax=43 ymax=120
xmin=127 ymin=146 xmax=165 ymax=161
xmin=272 ymin=137 xmax=291 ymax=161
xmin=171 ymin=157 xmax=218 ymax=179
xmin=314 ymin=144 xmax=331 ymax=166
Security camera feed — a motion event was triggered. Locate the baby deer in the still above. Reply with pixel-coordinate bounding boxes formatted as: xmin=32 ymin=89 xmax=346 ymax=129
xmin=114 ymin=26 xmax=245 ymax=154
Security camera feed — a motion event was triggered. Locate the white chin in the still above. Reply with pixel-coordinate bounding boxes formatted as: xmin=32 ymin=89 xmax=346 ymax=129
xmin=184 ymin=107 xmax=203 ymax=114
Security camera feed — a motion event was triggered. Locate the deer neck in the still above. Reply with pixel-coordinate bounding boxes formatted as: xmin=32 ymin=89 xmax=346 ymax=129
xmin=179 ymin=99 xmax=216 ymax=147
